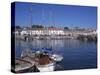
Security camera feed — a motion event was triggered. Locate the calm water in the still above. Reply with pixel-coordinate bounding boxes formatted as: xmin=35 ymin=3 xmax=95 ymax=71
xmin=15 ymin=39 xmax=97 ymax=70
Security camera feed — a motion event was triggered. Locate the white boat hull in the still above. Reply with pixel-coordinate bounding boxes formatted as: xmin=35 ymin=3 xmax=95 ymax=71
xmin=37 ymin=63 xmax=55 ymax=72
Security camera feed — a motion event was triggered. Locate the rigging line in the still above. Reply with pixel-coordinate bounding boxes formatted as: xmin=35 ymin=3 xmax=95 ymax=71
xmin=30 ymin=7 xmax=33 ymax=28
xmin=50 ymin=10 xmax=55 ymax=26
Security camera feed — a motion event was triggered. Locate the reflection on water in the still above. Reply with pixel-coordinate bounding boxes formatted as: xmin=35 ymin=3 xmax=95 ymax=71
xmin=15 ymin=39 xmax=97 ymax=70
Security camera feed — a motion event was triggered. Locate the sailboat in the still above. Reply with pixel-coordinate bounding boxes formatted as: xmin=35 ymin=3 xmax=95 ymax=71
xmin=20 ymin=48 xmax=55 ymax=72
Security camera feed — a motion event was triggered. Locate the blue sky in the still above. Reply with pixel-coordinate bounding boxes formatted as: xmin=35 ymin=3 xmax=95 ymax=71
xmin=15 ymin=2 xmax=97 ymax=29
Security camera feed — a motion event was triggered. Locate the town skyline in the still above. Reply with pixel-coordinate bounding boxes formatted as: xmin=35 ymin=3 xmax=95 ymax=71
xmin=15 ymin=2 xmax=97 ymax=29
xmin=15 ymin=24 xmax=96 ymax=30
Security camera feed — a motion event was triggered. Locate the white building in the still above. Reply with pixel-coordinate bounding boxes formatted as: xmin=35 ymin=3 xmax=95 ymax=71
xmin=47 ymin=28 xmax=64 ymax=35
xmin=20 ymin=28 xmax=97 ymax=36
xmin=20 ymin=28 xmax=65 ymax=36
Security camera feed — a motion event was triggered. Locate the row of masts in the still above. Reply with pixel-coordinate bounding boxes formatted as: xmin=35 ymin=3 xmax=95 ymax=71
xmin=29 ymin=7 xmax=55 ymax=29
xmin=18 ymin=7 xmax=55 ymax=55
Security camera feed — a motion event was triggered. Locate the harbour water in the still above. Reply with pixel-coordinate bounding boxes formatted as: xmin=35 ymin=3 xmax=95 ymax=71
xmin=15 ymin=39 xmax=97 ymax=71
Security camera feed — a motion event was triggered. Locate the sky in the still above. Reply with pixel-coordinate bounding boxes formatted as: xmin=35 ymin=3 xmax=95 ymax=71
xmin=15 ymin=2 xmax=97 ymax=29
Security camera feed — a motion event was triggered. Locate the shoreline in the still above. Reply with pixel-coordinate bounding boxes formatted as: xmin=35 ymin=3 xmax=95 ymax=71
xmin=14 ymin=35 xmax=97 ymax=42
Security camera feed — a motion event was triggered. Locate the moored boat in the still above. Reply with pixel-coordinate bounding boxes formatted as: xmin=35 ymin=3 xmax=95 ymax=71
xmin=15 ymin=58 xmax=33 ymax=72
xmin=15 ymin=48 xmax=63 ymax=72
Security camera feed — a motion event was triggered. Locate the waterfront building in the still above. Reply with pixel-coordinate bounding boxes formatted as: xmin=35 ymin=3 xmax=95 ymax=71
xmin=17 ymin=27 xmax=97 ymax=37
xmin=20 ymin=28 xmax=65 ymax=36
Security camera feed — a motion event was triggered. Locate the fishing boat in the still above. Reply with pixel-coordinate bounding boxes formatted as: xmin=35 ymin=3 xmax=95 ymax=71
xmin=34 ymin=50 xmax=55 ymax=72
xmin=15 ymin=48 xmax=63 ymax=72
xmin=19 ymin=49 xmax=55 ymax=72
xmin=40 ymin=48 xmax=63 ymax=62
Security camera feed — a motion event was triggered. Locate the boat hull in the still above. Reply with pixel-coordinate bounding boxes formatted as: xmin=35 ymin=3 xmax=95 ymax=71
xmin=37 ymin=62 xmax=55 ymax=72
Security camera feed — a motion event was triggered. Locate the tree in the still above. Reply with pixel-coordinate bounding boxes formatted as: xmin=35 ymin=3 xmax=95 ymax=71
xmin=31 ymin=25 xmax=44 ymax=28
xmin=15 ymin=26 xmax=21 ymax=29
xmin=64 ymin=27 xmax=69 ymax=30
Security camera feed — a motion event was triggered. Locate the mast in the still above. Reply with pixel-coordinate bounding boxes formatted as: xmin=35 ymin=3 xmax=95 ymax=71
xmin=42 ymin=8 xmax=46 ymax=36
xmin=30 ymin=7 xmax=33 ymax=29
xmin=50 ymin=11 xmax=55 ymax=27
xmin=42 ymin=8 xmax=45 ymax=29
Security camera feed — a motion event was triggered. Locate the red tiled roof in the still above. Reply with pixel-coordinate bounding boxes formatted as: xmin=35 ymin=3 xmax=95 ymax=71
xmin=48 ymin=28 xmax=63 ymax=30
